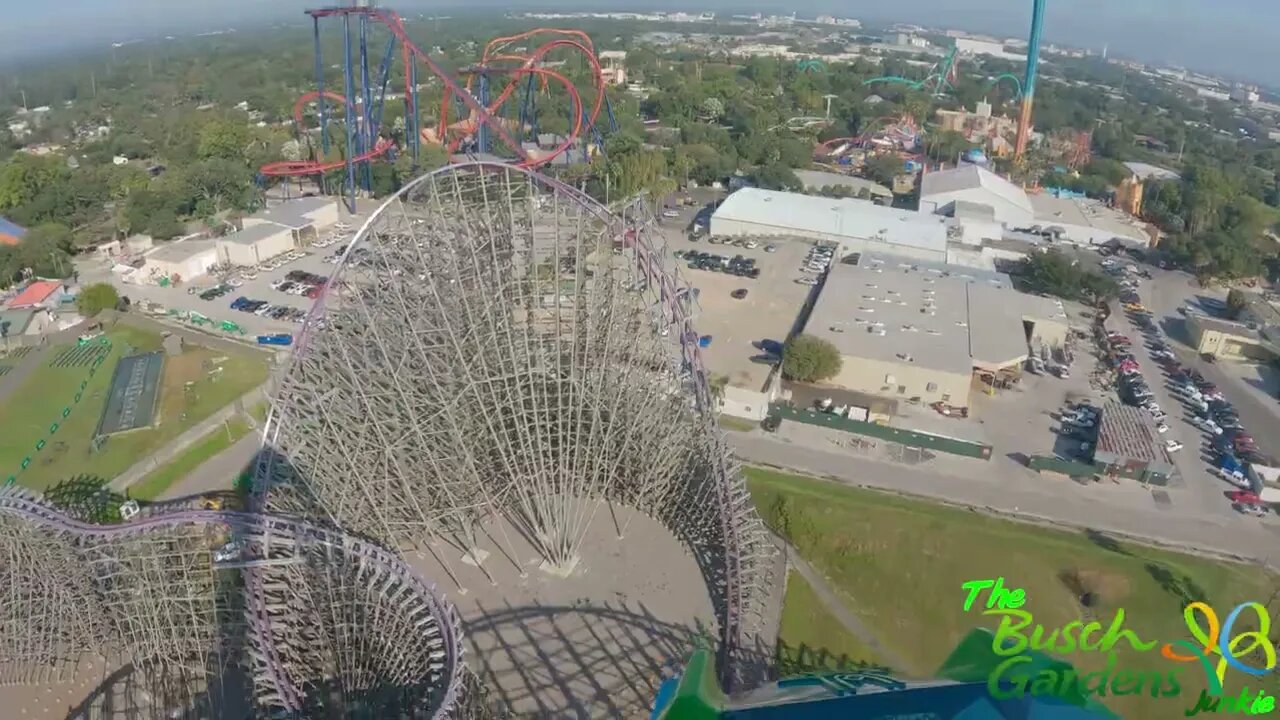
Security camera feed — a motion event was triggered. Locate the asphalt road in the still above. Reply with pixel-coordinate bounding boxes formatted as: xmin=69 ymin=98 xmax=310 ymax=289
xmin=730 ymin=433 xmax=1279 ymax=564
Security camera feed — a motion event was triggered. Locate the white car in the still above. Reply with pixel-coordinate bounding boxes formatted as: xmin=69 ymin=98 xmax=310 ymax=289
xmin=1165 ymin=440 xmax=1183 ymax=452
xmin=661 ymin=210 xmax=679 ymax=218
xmin=1195 ymin=418 xmax=1223 ymax=435
xmin=1156 ymin=422 xmax=1170 ymax=434
xmin=795 ymin=277 xmax=819 ymax=286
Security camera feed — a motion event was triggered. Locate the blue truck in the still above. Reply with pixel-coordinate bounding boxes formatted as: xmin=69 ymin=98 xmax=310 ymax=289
xmin=256 ymin=334 xmax=293 ymax=347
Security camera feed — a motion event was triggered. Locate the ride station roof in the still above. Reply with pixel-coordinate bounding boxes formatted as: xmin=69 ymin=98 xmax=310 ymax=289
xmin=6 ymin=280 xmax=62 ymax=309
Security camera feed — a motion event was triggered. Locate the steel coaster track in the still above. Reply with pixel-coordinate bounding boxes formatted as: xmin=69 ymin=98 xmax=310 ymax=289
xmin=0 ymin=484 xmax=466 ymax=718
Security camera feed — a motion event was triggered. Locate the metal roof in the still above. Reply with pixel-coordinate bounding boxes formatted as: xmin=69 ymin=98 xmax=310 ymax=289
xmin=0 ymin=307 xmax=36 ymax=335
xmin=712 ymin=188 xmax=949 ymax=254
xmin=221 ymin=224 xmax=291 ymax=246
xmin=920 ymin=166 xmax=1035 ymax=223
xmin=147 ymin=239 xmax=218 ymax=262
xmin=254 ymin=197 xmax=334 ymax=229
xmin=6 ymin=280 xmax=62 ymax=308
xmin=793 ymin=169 xmax=893 ymax=197
xmin=807 ymin=253 xmax=1069 ymax=374
xmin=1095 ymin=402 xmax=1163 ymax=465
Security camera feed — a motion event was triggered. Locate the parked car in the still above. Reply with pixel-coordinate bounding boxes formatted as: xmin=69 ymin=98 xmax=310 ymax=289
xmin=1165 ymin=440 xmax=1183 ymax=452
xmin=1228 ymin=490 xmax=1262 ymax=504
xmin=1194 ymin=417 xmax=1223 ymax=435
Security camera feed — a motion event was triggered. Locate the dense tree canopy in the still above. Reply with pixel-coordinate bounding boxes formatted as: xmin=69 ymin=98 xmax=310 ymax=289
xmin=1018 ymin=250 xmax=1118 ymax=302
xmin=76 ymin=282 xmax=120 ymax=316
xmin=782 ymin=335 xmax=842 ymax=383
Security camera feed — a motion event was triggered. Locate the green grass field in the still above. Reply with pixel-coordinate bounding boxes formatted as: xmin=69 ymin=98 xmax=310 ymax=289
xmin=747 ymin=466 xmax=1279 ymax=718
xmin=129 ymin=400 xmax=269 ymax=501
xmin=776 ymin=570 xmax=888 ymax=676
xmin=0 ymin=327 xmax=269 ymax=491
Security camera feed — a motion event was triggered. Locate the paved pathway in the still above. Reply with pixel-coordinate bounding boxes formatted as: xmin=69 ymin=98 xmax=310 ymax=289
xmin=731 ymin=433 xmax=1278 ymax=566
xmin=776 ymin=534 xmax=914 ymax=674
xmin=158 ymin=433 xmax=261 ymax=501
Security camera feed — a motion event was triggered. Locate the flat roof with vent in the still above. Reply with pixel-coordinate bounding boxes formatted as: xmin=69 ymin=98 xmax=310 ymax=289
xmin=807 ymin=252 xmax=1068 ymax=375
xmin=807 ymin=257 xmax=974 ymax=374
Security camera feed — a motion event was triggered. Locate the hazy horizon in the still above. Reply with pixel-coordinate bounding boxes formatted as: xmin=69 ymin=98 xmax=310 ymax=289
xmin=2 ymin=0 xmax=1276 ymax=87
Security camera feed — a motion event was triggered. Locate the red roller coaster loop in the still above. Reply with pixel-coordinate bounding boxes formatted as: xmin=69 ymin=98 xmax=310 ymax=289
xmin=263 ymin=8 xmax=604 ymax=182
xmin=438 ymin=32 xmax=606 ymax=159
xmin=261 ymin=90 xmax=397 ymax=177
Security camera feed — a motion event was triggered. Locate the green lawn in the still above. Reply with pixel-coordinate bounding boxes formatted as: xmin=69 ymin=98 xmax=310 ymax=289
xmin=0 ymin=327 xmax=269 ymax=491
xmin=776 ymin=570 xmax=888 ymax=676
xmin=129 ymin=416 xmax=253 ymax=501
xmin=749 ymin=467 xmax=1278 ymax=718
xmin=718 ymin=415 xmax=757 ymax=433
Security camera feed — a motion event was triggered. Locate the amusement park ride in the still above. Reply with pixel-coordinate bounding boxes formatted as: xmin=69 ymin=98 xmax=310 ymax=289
xmin=816 ymin=0 xmax=1049 ymax=172
xmin=258 ymin=2 xmax=617 ymax=211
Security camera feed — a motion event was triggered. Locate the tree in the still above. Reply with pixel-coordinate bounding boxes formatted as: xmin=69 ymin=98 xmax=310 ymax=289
xmin=1226 ymin=288 xmax=1249 ymax=319
xmin=76 ymin=283 xmax=120 ymax=317
xmin=924 ymin=130 xmax=972 ymax=163
xmin=1020 ymin=249 xmax=1116 ymax=301
xmin=196 ymin=119 xmax=253 ymax=163
xmin=782 ymin=334 xmax=842 ymax=383
xmin=864 ymin=154 xmax=905 ymax=188
xmin=753 ymin=163 xmax=801 ymax=192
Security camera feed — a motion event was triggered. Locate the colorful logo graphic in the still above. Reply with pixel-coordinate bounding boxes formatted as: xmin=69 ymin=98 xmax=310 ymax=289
xmin=961 ymin=577 xmax=1280 ymax=716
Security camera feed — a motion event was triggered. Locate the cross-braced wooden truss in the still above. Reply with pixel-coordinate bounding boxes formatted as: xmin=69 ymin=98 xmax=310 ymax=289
xmin=258 ymin=162 xmax=776 ymax=688
xmin=0 ymin=485 xmax=466 ymax=718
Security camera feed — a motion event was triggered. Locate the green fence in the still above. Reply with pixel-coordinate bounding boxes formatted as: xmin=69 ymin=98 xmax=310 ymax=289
xmin=771 ymin=404 xmax=993 ymax=460
xmin=1027 ymin=455 xmax=1099 ymax=478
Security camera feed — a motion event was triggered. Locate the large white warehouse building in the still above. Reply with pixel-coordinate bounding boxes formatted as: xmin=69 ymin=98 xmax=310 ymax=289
xmin=710 ymin=188 xmax=950 ymax=263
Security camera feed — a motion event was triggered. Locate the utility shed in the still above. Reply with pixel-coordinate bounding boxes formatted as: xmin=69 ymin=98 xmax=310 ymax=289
xmin=1094 ymin=402 xmax=1175 ymax=484
xmin=0 ymin=307 xmax=37 ymax=336
xmin=710 ymin=188 xmax=949 ymax=262
xmin=217 ymin=224 xmax=295 ymax=267
xmin=145 ymin=240 xmax=219 ymax=280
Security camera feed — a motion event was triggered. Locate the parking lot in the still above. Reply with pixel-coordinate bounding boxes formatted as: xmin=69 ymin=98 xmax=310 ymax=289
xmin=80 ymin=222 xmax=364 ymax=337
xmin=658 ymin=229 xmax=819 ymax=391
xmin=1104 ymin=269 xmax=1275 ymax=522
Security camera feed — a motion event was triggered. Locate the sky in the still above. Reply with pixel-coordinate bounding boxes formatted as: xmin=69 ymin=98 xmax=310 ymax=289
xmin=2 ymin=0 xmax=1278 ymax=87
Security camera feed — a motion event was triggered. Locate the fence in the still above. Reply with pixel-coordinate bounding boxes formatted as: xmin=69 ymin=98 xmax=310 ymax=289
xmin=770 ymin=404 xmax=993 ymax=460
xmin=1027 ymin=455 xmax=1099 ymax=478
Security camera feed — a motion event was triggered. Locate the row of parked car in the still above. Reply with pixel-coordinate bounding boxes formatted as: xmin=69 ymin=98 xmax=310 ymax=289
xmin=1056 ymin=401 xmax=1100 ymax=459
xmin=271 ymin=270 xmax=330 ymax=300
xmin=676 ymin=250 xmax=761 ymax=279
xmin=229 ymin=297 xmax=308 ymax=323
xmin=1124 ymin=296 xmax=1268 ymax=516
xmin=1109 ymin=331 xmax=1172 ymax=436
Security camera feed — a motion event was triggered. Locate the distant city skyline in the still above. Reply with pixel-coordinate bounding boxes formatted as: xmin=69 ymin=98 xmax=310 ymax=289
xmin=1 ymin=1 xmax=1276 ymax=88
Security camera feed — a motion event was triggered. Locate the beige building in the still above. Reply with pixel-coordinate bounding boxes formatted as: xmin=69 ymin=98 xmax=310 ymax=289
xmin=805 ymin=254 xmax=1070 ymax=408
xmin=217 ymin=224 xmax=296 ymax=267
xmin=143 ymin=239 xmax=220 ymax=281
xmin=1187 ymin=313 xmax=1278 ymax=361
xmin=243 ymin=196 xmax=340 ymax=245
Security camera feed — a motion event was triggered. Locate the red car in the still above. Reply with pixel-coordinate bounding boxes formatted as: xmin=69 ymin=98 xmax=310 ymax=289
xmin=1228 ymin=490 xmax=1261 ymax=504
